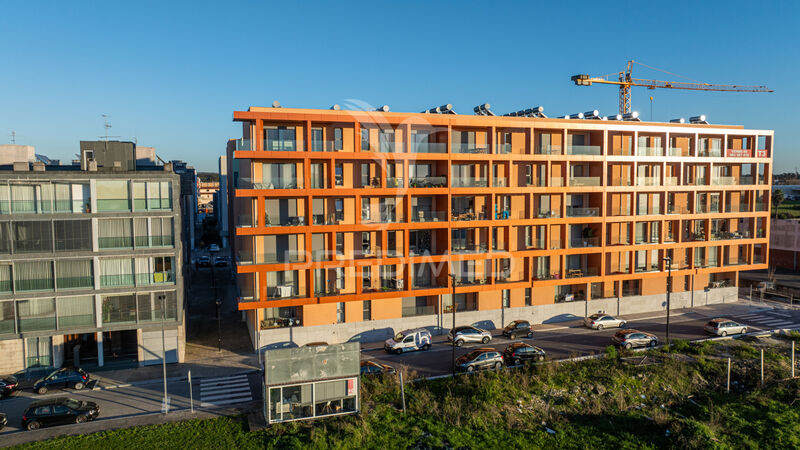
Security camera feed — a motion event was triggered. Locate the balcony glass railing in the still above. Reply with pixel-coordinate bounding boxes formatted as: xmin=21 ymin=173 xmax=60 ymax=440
xmin=667 ymin=205 xmax=690 ymax=214
xmin=635 ymin=236 xmax=660 ymax=245
xmin=664 ymin=177 xmax=679 ymax=186
xmin=634 ymin=263 xmax=659 ymax=273
xmin=386 ymin=177 xmax=404 ymax=188
xmin=565 ymin=267 xmax=600 ymax=278
xmin=492 ymin=210 xmax=523 ymax=220
xmin=237 ymin=251 xmax=305 ymax=265
xmin=569 ymin=176 xmax=601 ymax=187
xmin=264 ymin=215 xmax=306 ymax=227
xmin=237 ymin=215 xmax=255 ymax=228
xmin=699 ymin=149 xmax=723 ymax=157
xmin=609 ymin=207 xmax=631 ymax=216
xmin=569 ymin=237 xmax=600 ymax=248
xmin=712 ymin=177 xmax=737 ymax=186
xmin=452 ymin=143 xmax=489 ymax=154
xmin=451 ymin=243 xmax=488 ymax=254
xmin=636 ymin=177 xmax=661 ymax=186
xmin=668 ymin=147 xmax=689 ymax=157
xmin=755 ymin=202 xmax=768 ymax=212
xmin=492 ymin=177 xmax=508 ymax=187
xmin=451 ymin=210 xmax=484 ymax=221
xmin=411 ymin=210 xmax=446 ymax=222
xmin=238 ymin=178 xmax=301 ymax=189
xmin=536 ymin=209 xmax=560 ymax=218
xmin=409 ymin=176 xmax=447 ymax=188
xmin=402 ymin=305 xmax=437 ymax=317
xmin=536 ymin=145 xmax=562 ymax=155
xmin=451 ymin=177 xmax=488 ymax=188
xmin=235 ymin=139 xmax=252 ymax=151
xmin=497 ymin=143 xmax=512 ymax=154
xmin=725 ymin=204 xmax=751 ymax=213
xmin=410 ymin=142 xmax=447 ymax=153
xmin=550 ymin=239 xmax=563 ymax=249
xmin=567 ymin=145 xmax=602 ymax=155
xmin=264 ymin=139 xmax=297 ymax=151
xmin=362 ymin=213 xmax=401 ymax=224
xmin=637 ymin=146 xmax=663 ymax=156
xmin=686 ymin=176 xmax=707 ymax=186
xmin=378 ymin=141 xmax=396 ymax=153
xmin=566 ymin=206 xmax=600 ymax=217
xmin=550 ymin=177 xmax=564 ymax=187
xmin=610 ymin=178 xmax=632 ymax=186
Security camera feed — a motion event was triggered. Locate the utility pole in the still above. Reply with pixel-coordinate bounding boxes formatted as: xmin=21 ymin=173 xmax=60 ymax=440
xmin=663 ymin=256 xmax=672 ymax=346
xmin=449 ymin=273 xmax=457 ymax=377
xmin=216 ymin=298 xmax=222 ymax=352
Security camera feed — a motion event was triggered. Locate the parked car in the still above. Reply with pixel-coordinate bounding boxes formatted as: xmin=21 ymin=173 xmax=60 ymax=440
xmin=455 ymin=348 xmax=504 ymax=372
xmin=448 ymin=326 xmax=492 ymax=347
xmin=213 ymin=256 xmax=228 ymax=267
xmin=704 ymin=318 xmax=747 ymax=336
xmin=612 ymin=329 xmax=658 ymax=350
xmin=584 ymin=313 xmax=627 ymax=330
xmin=360 ymin=360 xmax=396 ymax=375
xmin=503 ymin=342 xmax=546 ymax=366
xmin=33 ymin=368 xmax=91 ymax=395
xmin=0 ymin=375 xmax=19 ymax=398
xmin=22 ymin=397 xmax=100 ymax=430
xmin=208 ymin=244 xmax=220 ymax=252
xmin=0 ymin=412 xmax=6 ymax=431
xmin=12 ymin=366 xmax=57 ymax=390
xmin=197 ymin=256 xmax=211 ymax=267
xmin=384 ymin=328 xmax=432 ymax=354
xmin=502 ymin=320 xmax=533 ymax=339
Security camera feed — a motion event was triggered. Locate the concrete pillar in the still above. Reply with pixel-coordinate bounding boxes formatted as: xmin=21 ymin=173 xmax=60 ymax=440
xmin=97 ymin=332 xmax=104 ymax=367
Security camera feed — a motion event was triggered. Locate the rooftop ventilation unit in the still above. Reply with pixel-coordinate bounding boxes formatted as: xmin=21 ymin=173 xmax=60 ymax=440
xmin=375 ymin=105 xmax=390 ymax=112
xmin=583 ymin=110 xmax=601 ymax=119
xmin=330 ymin=104 xmax=341 ymax=110
xmin=669 ymin=118 xmax=685 ymax=124
xmin=605 ymin=114 xmax=623 ymax=121
xmin=689 ymin=115 xmax=708 ymax=124
xmin=623 ymin=111 xmax=641 ymax=121
xmin=503 ymin=106 xmax=546 ymax=118
xmin=567 ymin=112 xmax=585 ymax=119
xmin=421 ymin=104 xmax=455 ymax=114
xmin=272 ymin=101 xmax=282 ymax=108
xmin=473 ymin=104 xmax=495 ymax=116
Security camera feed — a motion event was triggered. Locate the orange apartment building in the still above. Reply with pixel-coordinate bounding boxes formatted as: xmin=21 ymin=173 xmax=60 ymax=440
xmin=225 ymin=105 xmax=772 ymax=347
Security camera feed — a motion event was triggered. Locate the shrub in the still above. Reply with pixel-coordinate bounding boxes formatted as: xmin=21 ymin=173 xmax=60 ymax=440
xmin=605 ymin=345 xmax=618 ymax=360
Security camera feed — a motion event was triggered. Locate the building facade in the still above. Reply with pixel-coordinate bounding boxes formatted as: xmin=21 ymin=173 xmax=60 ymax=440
xmin=217 ymin=155 xmax=229 ymax=248
xmin=227 ymin=106 xmax=772 ymax=347
xmin=0 ymin=143 xmax=184 ymax=373
xmin=198 ymin=181 xmax=219 ymax=214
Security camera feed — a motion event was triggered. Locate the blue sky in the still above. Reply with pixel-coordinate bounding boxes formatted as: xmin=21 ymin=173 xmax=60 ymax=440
xmin=1 ymin=1 xmax=797 ymax=172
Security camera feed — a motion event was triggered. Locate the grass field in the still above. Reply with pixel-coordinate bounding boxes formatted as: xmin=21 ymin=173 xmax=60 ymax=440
xmin=776 ymin=199 xmax=800 ymax=218
xmin=14 ymin=334 xmax=800 ymax=450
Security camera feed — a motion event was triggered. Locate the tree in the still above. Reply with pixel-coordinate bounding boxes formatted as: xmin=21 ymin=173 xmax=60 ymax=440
xmin=772 ymin=189 xmax=785 ymax=218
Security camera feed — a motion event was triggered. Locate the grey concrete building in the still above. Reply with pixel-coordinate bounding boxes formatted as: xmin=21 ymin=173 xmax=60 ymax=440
xmin=0 ymin=142 xmax=184 ymax=373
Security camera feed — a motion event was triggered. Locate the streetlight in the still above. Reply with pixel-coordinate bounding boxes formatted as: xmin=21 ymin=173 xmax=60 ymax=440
xmin=662 ymin=256 xmax=672 ymax=346
xmin=448 ymin=273 xmax=456 ymax=377
xmin=158 ymin=294 xmax=168 ymax=414
xmin=215 ymin=298 xmax=222 ymax=352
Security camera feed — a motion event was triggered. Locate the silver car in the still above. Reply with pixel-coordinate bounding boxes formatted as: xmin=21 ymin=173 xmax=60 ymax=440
xmin=584 ymin=313 xmax=627 ymax=330
xmin=448 ymin=326 xmax=492 ymax=347
xmin=704 ymin=318 xmax=747 ymax=336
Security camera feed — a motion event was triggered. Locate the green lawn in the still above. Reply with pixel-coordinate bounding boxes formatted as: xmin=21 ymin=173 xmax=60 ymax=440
xmin=14 ymin=336 xmax=800 ymax=450
xmin=776 ymin=199 xmax=800 ymax=218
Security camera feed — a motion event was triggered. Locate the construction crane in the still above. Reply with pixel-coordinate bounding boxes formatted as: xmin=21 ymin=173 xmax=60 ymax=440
xmin=572 ymin=60 xmax=773 ymax=115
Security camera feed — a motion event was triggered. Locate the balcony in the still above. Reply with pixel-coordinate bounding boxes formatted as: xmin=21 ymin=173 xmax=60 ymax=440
xmin=452 ymin=143 xmax=489 ymax=154
xmin=686 ymin=232 xmax=706 ymax=242
xmin=455 ymin=277 xmax=488 ymax=286
xmin=550 ymin=239 xmax=563 ymax=249
xmin=535 ymin=272 xmax=561 ymax=281
xmin=409 ymin=176 xmax=446 ymax=188
xmin=451 ymin=210 xmax=486 ymax=221
xmin=725 ymin=204 xmax=751 ymax=213
xmin=536 ymin=209 xmax=560 ymax=218
xmin=712 ymin=177 xmax=738 ymax=186
xmin=238 ymin=178 xmax=300 ymax=190
xmin=566 ymin=206 xmax=600 ymax=217
xmin=264 ymin=139 xmax=297 ymax=152
xmin=492 ymin=177 xmax=508 ymax=188
xmin=637 ymin=146 xmax=663 ymax=157
xmin=609 ymin=206 xmax=631 ymax=216
xmin=667 ymin=205 xmax=690 ymax=215
xmin=536 ymin=145 xmax=562 ymax=155
xmin=492 ymin=209 xmax=523 ymax=220
xmin=412 ymin=210 xmax=446 ymax=223
xmin=386 ymin=177 xmax=404 ymax=188
xmin=664 ymin=177 xmax=679 ymax=186
xmin=740 ymin=176 xmax=754 ymax=185
xmin=362 ymin=213 xmax=402 ymax=224
xmin=451 ymin=242 xmax=488 ymax=254
xmin=699 ymin=149 xmax=723 ymax=158
xmin=636 ymin=177 xmax=661 ymax=187
xmin=569 ymin=176 xmax=601 ymax=187
xmin=686 ymin=176 xmax=707 ymax=186
xmin=378 ymin=141 xmax=396 ymax=153
xmin=261 ymin=316 xmax=302 ymax=329
xmin=634 ymin=263 xmax=659 ymax=273
xmin=452 ymin=177 xmax=488 ymax=188
xmin=635 ymin=236 xmax=660 ymax=245
xmin=235 ymin=138 xmax=252 ymax=151
xmin=711 ymin=230 xmax=751 ymax=241
xmin=610 ymin=177 xmax=632 ymax=187
xmin=236 ymin=251 xmax=305 ymax=265
xmin=668 ymin=147 xmax=689 ymax=157
xmin=550 ymin=177 xmax=564 ymax=187
xmin=569 ymin=237 xmax=600 ymax=248
xmin=565 ymin=267 xmax=600 ymax=279
xmin=755 ymin=202 xmax=768 ymax=212
xmin=267 ymin=285 xmax=302 ymax=299
xmin=411 ymin=142 xmax=447 ymax=153
xmin=497 ymin=143 xmax=512 ymax=154
xmin=566 ymin=145 xmax=602 ymax=156
xmin=265 ymin=215 xmax=306 ymax=227
xmin=236 ymin=215 xmax=255 ymax=228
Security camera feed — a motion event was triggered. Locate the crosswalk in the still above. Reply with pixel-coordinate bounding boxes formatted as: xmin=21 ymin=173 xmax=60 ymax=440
xmin=199 ymin=374 xmax=253 ymax=407
xmin=734 ymin=311 xmax=800 ymax=331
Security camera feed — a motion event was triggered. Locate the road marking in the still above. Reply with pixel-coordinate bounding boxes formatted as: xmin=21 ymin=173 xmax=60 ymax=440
xmin=198 ymin=374 xmax=252 ymax=408
xmin=773 ymin=312 xmax=792 ymax=318
xmin=759 ymin=319 xmax=793 ymax=326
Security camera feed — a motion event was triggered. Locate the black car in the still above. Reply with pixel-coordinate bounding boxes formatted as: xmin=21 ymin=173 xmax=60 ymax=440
xmin=22 ymin=397 xmax=100 ymax=430
xmin=196 ymin=256 xmax=211 ymax=268
xmin=0 ymin=412 xmax=6 ymax=431
xmin=0 ymin=375 xmax=20 ymax=398
xmin=503 ymin=342 xmax=546 ymax=366
xmin=360 ymin=360 xmax=396 ymax=375
xmin=502 ymin=320 xmax=533 ymax=339
xmin=33 ymin=368 xmax=91 ymax=395
xmin=213 ymin=256 xmax=228 ymax=267
xmin=13 ymin=366 xmax=57 ymax=390
xmin=455 ymin=348 xmax=504 ymax=372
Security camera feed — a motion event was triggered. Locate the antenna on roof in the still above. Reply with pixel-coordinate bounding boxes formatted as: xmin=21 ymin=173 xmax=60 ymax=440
xmin=473 ymin=104 xmax=494 ymax=116
xmin=9 ymin=130 xmax=15 ymax=144
xmin=99 ymin=114 xmax=120 ymax=141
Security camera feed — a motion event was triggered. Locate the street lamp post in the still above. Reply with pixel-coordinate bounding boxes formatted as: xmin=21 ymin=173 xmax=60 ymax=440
xmin=663 ymin=256 xmax=672 ymax=346
xmin=158 ymin=294 xmax=168 ymax=414
xmin=448 ymin=273 xmax=456 ymax=377
xmin=215 ymin=298 xmax=222 ymax=352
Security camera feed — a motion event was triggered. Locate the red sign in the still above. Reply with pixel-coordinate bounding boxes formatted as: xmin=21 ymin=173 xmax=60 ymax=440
xmin=726 ymin=148 xmax=752 ymax=158
xmin=756 ymin=149 xmax=769 ymax=158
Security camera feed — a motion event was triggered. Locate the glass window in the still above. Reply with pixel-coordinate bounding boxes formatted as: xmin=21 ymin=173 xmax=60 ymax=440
xmin=133 ymin=182 xmax=147 ymax=210
xmin=96 ymin=180 xmax=130 ymax=211
xmin=148 ymin=181 xmax=171 ymax=210
xmin=98 ymin=218 xmax=133 ymax=249
xmin=99 ymin=258 xmax=134 ymax=287
xmin=101 ymin=294 xmax=136 ymax=324
xmin=57 ymin=296 xmax=95 ymax=328
xmin=137 ymin=292 xmax=176 ymax=322
xmin=15 ymin=260 xmax=54 ymax=291
xmin=134 ymin=218 xmax=149 ymax=247
xmin=0 ymin=185 xmax=8 ymax=214
xmin=0 ymin=265 xmax=10 ymax=293
xmin=311 ymin=128 xmax=323 ymax=151
xmin=334 ymin=128 xmax=343 ymax=151
xmin=10 ymin=185 xmax=37 ymax=213
xmin=361 ymin=128 xmax=370 ymax=150
xmin=17 ymin=297 xmax=56 ymax=331
xmin=0 ymin=301 xmax=14 ymax=334
xmin=54 ymin=220 xmax=92 ymax=251
xmin=151 ymin=217 xmax=174 ymax=247
xmin=56 ymin=259 xmax=93 ymax=290
xmin=0 ymin=222 xmax=10 ymax=254
xmin=13 ymin=221 xmax=53 ymax=253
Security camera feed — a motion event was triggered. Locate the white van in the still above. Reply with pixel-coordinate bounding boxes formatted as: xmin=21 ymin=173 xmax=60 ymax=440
xmin=383 ymin=328 xmax=432 ymax=354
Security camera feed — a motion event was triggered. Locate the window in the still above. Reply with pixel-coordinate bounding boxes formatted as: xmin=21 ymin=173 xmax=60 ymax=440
xmin=54 ymin=220 xmax=92 ymax=251
xmin=265 ymin=126 xmax=296 ymax=151
xmin=18 ymin=298 xmax=56 ymax=332
xmin=98 ymin=218 xmax=133 ymax=249
xmin=0 ymin=265 xmax=10 ymax=293
xmin=0 ymin=222 xmax=10 ymax=254
xmin=11 ymin=184 xmax=37 ymax=213
xmin=0 ymin=301 xmax=14 ymax=334
xmin=96 ymin=180 xmax=130 ymax=211
xmin=525 ymin=288 xmax=531 ymax=306
xmin=363 ymin=300 xmax=371 ymax=320
xmin=336 ymin=302 xmax=345 ymax=323
xmin=101 ymin=294 xmax=136 ymax=324
xmin=361 ymin=128 xmax=370 ymax=150
xmin=57 ymin=296 xmax=95 ymax=328
xmin=13 ymin=221 xmax=53 ymax=253
xmin=525 ymin=165 xmax=532 ymax=185
xmin=147 ymin=181 xmax=171 ymax=210
xmin=141 ymin=291 xmax=178 ymax=321
xmin=362 ymin=267 xmax=371 ymax=289
xmin=336 ymin=233 xmax=344 ymax=256
xmin=311 ymin=128 xmax=323 ymax=152
xmin=100 ymin=258 xmax=134 ymax=287
xmin=335 ymin=163 xmax=344 ymax=186
xmin=15 ymin=260 xmax=54 ymax=291
xmin=56 ymin=259 xmax=93 ymax=290
xmin=334 ymin=128 xmax=343 ymax=151
xmin=149 ymin=217 xmax=174 ymax=247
